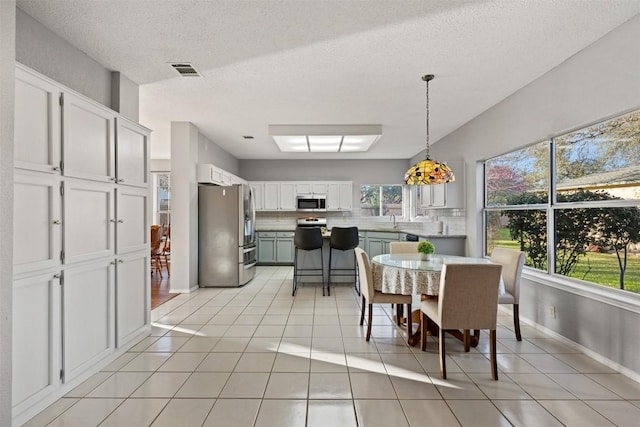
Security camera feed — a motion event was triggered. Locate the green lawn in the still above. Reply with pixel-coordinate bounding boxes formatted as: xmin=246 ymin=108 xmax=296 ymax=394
xmin=492 ymin=233 xmax=640 ymax=294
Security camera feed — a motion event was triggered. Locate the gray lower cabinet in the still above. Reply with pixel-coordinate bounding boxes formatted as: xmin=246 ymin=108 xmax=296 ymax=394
xmin=257 ymin=231 xmax=294 ymax=264
xmin=364 ymin=232 xmax=400 ymax=257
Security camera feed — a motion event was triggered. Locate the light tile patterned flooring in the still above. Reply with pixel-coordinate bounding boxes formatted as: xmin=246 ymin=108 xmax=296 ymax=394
xmin=26 ymin=266 xmax=640 ymax=426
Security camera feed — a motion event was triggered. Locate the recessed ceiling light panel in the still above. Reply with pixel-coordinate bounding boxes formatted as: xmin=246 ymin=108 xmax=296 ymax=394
xmin=269 ymin=125 xmax=382 ymax=153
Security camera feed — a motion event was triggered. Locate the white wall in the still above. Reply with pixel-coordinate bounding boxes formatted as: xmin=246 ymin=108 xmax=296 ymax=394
xmin=170 ymin=122 xmax=200 ymax=292
xmin=0 ymin=3 xmax=15 ymax=424
xmin=110 ymin=71 xmax=139 ymax=122
xmin=429 ymin=15 xmax=640 ymax=377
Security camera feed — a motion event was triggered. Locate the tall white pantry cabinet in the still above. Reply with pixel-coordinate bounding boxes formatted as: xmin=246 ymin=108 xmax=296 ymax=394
xmin=12 ymin=64 xmax=151 ymax=423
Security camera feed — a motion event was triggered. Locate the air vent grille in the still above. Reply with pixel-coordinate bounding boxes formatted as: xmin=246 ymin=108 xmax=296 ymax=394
xmin=169 ymin=63 xmax=202 ymax=77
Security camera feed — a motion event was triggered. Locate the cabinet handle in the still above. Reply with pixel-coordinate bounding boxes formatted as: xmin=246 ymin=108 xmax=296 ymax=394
xmin=53 ymin=273 xmax=61 ymax=279
xmin=110 ymin=219 xmax=117 ymax=223
xmin=110 ymin=177 xmax=117 ymax=181
xmin=110 ymin=260 xmax=116 ymax=265
xmin=117 ymin=178 xmax=125 ymax=183
xmin=117 ymin=219 xmax=124 ymax=223
xmin=52 ymin=220 xmax=61 ymax=225
xmin=118 ymin=259 xmax=124 ymax=263
xmin=52 ymin=166 xmax=60 ymax=171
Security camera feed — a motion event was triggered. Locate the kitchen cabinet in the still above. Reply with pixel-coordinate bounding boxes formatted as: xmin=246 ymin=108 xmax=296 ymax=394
xmin=197 ymin=164 xmax=234 ymax=186
xmin=296 ymin=182 xmax=327 ymax=195
xmin=327 ymin=182 xmax=352 ymax=211
xmin=12 ymin=64 xmax=151 ymax=424
xmin=13 ymin=173 xmax=61 ymax=275
xmin=418 ymin=160 xmax=465 ymax=209
xmin=115 ymin=252 xmax=150 ymax=347
xmin=257 ymin=231 xmax=294 ymax=264
xmin=363 ymin=231 xmax=400 ymax=258
xmin=280 ymin=183 xmax=297 ymax=210
xmin=115 ymin=118 xmax=149 ymax=187
xmin=62 ymin=91 xmax=116 ymax=183
xmin=251 ymin=182 xmax=264 ymax=210
xmin=263 ymin=183 xmax=280 ymax=210
xmin=14 ymin=68 xmax=61 ymax=174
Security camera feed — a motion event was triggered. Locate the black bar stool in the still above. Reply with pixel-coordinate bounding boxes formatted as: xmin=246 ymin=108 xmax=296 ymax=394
xmin=327 ymin=226 xmax=360 ymax=296
xmin=293 ymin=227 xmax=325 ymax=296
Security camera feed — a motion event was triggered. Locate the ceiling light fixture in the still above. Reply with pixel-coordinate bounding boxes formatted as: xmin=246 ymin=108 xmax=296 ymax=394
xmin=270 ymin=124 xmax=382 ymax=153
xmin=403 ymin=75 xmax=455 ymax=185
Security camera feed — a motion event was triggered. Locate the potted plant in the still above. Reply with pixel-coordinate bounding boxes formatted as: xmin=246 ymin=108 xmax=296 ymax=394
xmin=417 ymin=240 xmax=435 ymax=260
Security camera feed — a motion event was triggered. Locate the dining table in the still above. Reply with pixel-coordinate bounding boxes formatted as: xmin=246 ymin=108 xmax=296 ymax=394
xmin=371 ymin=253 xmax=503 ymax=346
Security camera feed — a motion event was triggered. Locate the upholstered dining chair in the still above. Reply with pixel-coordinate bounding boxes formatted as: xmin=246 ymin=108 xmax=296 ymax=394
xmin=420 ymin=263 xmax=503 ymax=380
xmin=490 ymin=247 xmax=525 ymax=341
xmin=150 ymin=225 xmax=165 ymax=277
xmin=355 ymin=247 xmax=413 ymax=342
xmin=389 ymin=241 xmax=420 ymax=325
xmin=389 ymin=241 xmax=419 ymax=254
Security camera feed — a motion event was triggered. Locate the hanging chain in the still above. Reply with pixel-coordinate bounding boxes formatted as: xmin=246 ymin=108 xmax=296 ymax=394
xmin=425 ymin=76 xmax=430 ymax=158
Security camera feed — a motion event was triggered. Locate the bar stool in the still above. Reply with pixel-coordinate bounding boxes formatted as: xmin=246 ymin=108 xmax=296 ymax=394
xmin=293 ymin=227 xmax=325 ymax=296
xmin=327 ymin=226 xmax=360 ymax=296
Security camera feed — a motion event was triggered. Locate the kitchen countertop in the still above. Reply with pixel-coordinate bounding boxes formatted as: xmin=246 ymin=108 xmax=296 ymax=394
xmin=256 ymin=228 xmax=466 ymax=239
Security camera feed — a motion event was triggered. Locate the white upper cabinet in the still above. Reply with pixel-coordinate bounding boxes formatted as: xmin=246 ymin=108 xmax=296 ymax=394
xmin=296 ymin=182 xmax=327 ymax=195
xmin=280 ymin=183 xmax=296 ymax=210
xmin=339 ymin=182 xmax=353 ymax=210
xmin=420 ymin=184 xmax=446 ymax=208
xmin=418 ymin=160 xmax=465 ymax=209
xmin=14 ymin=67 xmax=61 ymax=174
xmin=251 ymin=182 xmax=264 ymax=211
xmin=197 ymin=164 xmax=244 ymax=186
xmin=263 ymin=183 xmax=280 ymax=210
xmin=62 ymin=92 xmax=115 ymax=183
xmin=13 ymin=173 xmax=61 ymax=275
xmin=326 ymin=182 xmax=352 ymax=211
xmin=115 ymin=118 xmax=149 ymax=187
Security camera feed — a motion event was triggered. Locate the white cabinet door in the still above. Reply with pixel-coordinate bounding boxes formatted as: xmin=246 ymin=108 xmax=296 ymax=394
xmin=251 ymin=182 xmax=264 ymax=211
xmin=263 ymin=183 xmax=279 ymax=210
xmin=63 ymin=180 xmax=115 ymax=264
xmin=280 ymin=183 xmax=296 ymax=210
xmin=115 ymin=118 xmax=149 ymax=188
xmin=14 ymin=67 xmax=61 ymax=174
xmin=116 ymin=253 xmax=149 ymax=347
xmin=327 ymin=183 xmax=340 ymax=210
xmin=13 ymin=173 xmax=62 ymax=274
xmin=116 ymin=187 xmax=148 ymax=254
xmin=432 ymin=184 xmax=446 ymax=207
xmin=339 ymin=182 xmax=352 ymax=210
xmin=62 ymin=92 xmax=115 ymax=183
xmin=296 ymin=182 xmax=312 ymax=195
xmin=12 ymin=272 xmax=61 ymax=412
xmin=62 ymin=259 xmax=114 ymax=383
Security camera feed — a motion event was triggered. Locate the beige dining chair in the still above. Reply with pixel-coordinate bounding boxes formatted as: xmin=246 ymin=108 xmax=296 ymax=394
xmin=355 ymin=247 xmax=413 ymax=342
xmin=420 ymin=263 xmax=503 ymax=380
xmin=388 ymin=241 xmax=420 ymax=325
xmin=490 ymin=247 xmax=525 ymax=341
xmin=389 ymin=241 xmax=419 ymax=254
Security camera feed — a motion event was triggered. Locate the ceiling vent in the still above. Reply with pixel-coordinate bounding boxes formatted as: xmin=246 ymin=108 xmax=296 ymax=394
xmin=169 ymin=62 xmax=202 ymax=77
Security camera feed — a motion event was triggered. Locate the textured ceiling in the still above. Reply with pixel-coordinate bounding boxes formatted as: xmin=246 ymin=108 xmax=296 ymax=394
xmin=17 ymin=0 xmax=640 ymax=160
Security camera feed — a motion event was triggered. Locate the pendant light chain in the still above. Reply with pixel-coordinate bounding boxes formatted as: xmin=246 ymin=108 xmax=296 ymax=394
xmin=425 ymin=75 xmax=430 ymax=159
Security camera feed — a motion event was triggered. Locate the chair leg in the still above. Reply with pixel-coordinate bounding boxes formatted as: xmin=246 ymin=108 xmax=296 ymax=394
xmin=463 ymin=329 xmax=470 ymax=352
xmin=292 ymin=248 xmax=298 ymax=296
xmin=396 ymin=305 xmax=402 ymax=326
xmin=327 ymin=248 xmax=332 ymax=296
xmin=320 ymin=248 xmax=325 ymax=296
xmin=421 ymin=312 xmax=427 ymax=351
xmin=353 ymin=250 xmax=360 ymax=296
xmin=406 ymin=303 xmax=412 ymax=338
xmin=366 ymin=303 xmax=373 ymax=342
xmin=439 ymin=328 xmax=447 ymax=379
xmin=490 ymin=329 xmax=498 ymax=380
xmin=359 ymin=295 xmax=366 ymax=326
xmin=513 ymin=304 xmax=522 ymax=341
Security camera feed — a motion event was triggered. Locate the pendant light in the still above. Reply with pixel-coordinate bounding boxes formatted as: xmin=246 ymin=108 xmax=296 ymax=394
xmin=403 ymin=74 xmax=455 ymax=185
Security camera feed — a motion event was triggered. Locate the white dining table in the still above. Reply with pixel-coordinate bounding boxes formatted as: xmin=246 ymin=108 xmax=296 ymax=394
xmin=371 ymin=253 xmax=505 ymax=296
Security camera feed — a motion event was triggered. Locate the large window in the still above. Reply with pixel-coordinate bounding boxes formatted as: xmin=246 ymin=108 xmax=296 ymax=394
xmin=360 ymin=185 xmax=403 ymax=217
xmin=485 ymin=109 xmax=640 ymax=293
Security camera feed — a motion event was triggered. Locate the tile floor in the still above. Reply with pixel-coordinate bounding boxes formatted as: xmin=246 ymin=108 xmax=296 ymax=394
xmin=25 ymin=266 xmax=640 ymax=426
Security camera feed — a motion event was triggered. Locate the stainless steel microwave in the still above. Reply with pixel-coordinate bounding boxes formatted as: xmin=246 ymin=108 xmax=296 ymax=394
xmin=296 ymin=194 xmax=327 ymax=212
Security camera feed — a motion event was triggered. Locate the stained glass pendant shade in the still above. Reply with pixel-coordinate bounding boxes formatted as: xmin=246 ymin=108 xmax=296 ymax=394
xmin=403 ymin=74 xmax=455 ymax=185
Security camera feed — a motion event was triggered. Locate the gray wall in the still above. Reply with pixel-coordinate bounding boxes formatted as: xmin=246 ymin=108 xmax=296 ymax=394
xmin=430 ymin=15 xmax=640 ymax=377
xmin=0 ymin=2 xmax=15 ymax=424
xmin=16 ymin=8 xmax=139 ymax=115
xmin=198 ymin=133 xmax=240 ymax=175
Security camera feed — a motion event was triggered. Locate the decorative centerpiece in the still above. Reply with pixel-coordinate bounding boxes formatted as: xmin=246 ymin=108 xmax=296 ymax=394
xmin=417 ymin=240 xmax=435 ymax=260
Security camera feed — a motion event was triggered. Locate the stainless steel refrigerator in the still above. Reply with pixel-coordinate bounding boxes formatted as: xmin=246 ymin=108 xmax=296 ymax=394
xmin=198 ymin=184 xmax=257 ymax=287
